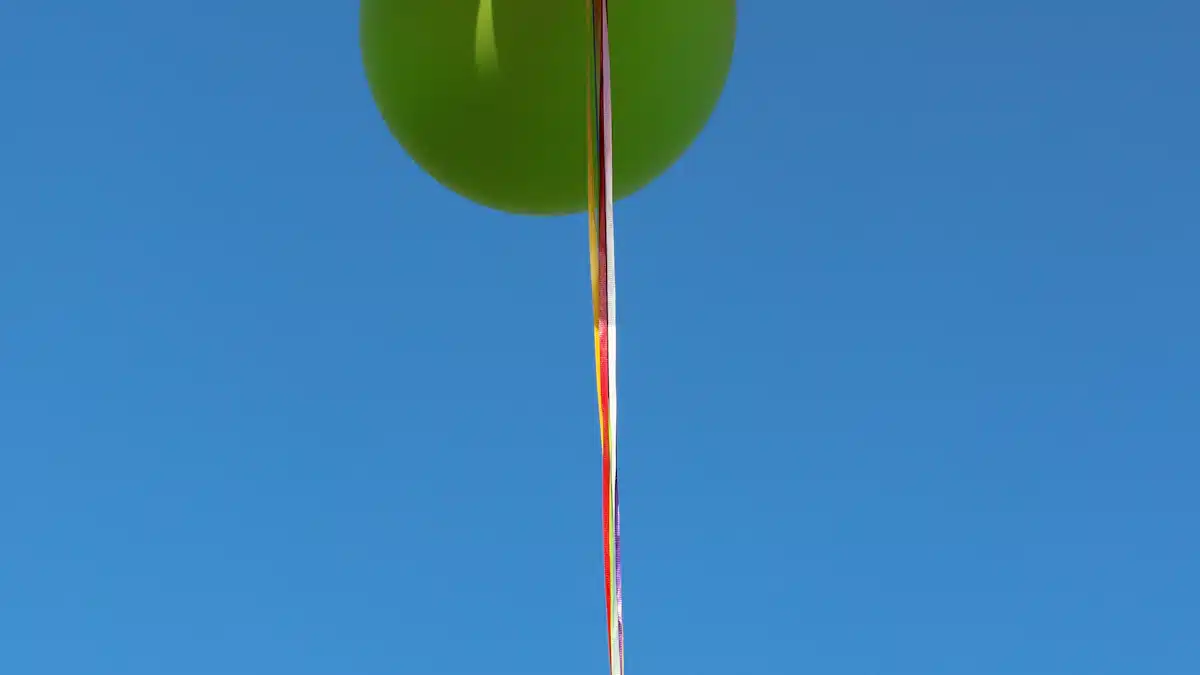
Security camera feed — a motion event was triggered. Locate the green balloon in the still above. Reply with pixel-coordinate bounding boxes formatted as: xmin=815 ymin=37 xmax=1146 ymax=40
xmin=360 ymin=0 xmax=736 ymax=215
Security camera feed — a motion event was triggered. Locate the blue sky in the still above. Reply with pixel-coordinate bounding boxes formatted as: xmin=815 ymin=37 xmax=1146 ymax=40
xmin=3 ymin=1 xmax=1198 ymax=673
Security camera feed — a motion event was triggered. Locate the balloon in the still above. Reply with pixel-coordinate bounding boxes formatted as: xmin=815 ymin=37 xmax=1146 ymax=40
xmin=360 ymin=0 xmax=736 ymax=215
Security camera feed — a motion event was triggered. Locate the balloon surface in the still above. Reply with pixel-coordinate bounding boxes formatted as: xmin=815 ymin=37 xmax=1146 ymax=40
xmin=360 ymin=0 xmax=736 ymax=215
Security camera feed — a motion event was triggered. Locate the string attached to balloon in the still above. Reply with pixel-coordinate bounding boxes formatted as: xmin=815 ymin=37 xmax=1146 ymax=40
xmin=360 ymin=3 xmax=735 ymax=672
xmin=586 ymin=2 xmax=623 ymax=675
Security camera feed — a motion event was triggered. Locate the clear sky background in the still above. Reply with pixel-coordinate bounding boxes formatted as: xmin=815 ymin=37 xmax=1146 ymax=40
xmin=3 ymin=1 xmax=1198 ymax=674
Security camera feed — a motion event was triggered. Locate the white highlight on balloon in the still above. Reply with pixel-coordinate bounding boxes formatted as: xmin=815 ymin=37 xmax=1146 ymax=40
xmin=475 ymin=0 xmax=499 ymax=76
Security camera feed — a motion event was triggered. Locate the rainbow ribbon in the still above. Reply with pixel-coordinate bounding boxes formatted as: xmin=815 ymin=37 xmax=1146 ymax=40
xmin=586 ymin=2 xmax=623 ymax=675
